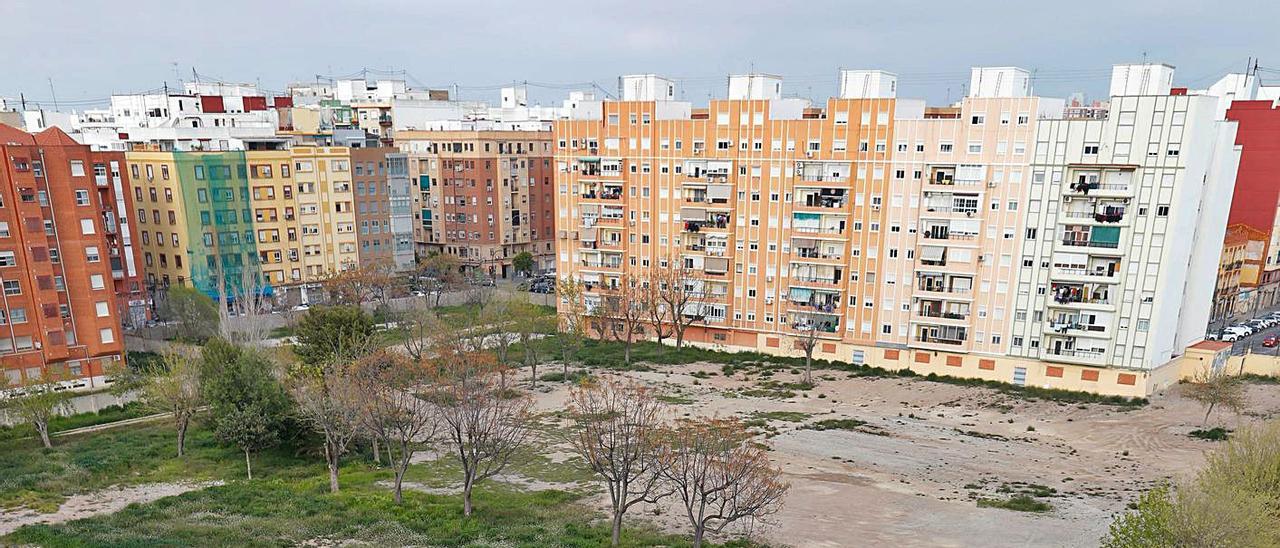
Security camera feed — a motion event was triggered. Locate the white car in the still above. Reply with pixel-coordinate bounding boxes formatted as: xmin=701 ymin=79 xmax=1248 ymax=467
xmin=291 ymin=304 xmax=311 ymax=312
xmin=1221 ymin=332 xmax=1242 ymax=342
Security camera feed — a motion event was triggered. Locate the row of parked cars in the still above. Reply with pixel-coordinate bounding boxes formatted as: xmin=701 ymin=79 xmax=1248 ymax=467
xmin=519 ymin=274 xmax=557 ymax=294
xmin=1208 ymin=311 xmax=1280 ymax=345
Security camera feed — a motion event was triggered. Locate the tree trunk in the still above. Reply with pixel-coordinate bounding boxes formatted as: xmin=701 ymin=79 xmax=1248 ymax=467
xmin=805 ymin=352 xmax=813 ymax=385
xmin=611 ymin=510 xmax=624 ymax=546
xmin=623 ymin=339 xmax=632 ymax=365
xmin=393 ymin=463 xmax=406 ymax=504
xmin=463 ymin=481 xmax=474 ymax=516
xmin=244 ymin=449 xmax=254 ymax=480
xmin=676 ymin=328 xmax=685 ymax=349
xmin=326 ymin=444 xmax=340 ymax=493
xmin=177 ymin=418 xmax=188 ymax=457
xmin=692 ymin=524 xmax=705 ymax=548
xmin=36 ymin=421 xmax=51 ymax=449
xmin=372 ymin=438 xmax=381 ymax=464
xmin=1204 ymin=402 xmax=1216 ymax=425
xmin=563 ymin=361 xmax=569 ymax=382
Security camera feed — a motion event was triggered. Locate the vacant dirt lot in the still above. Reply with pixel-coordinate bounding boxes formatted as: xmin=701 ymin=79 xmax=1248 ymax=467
xmin=530 ymin=361 xmax=1280 ymax=548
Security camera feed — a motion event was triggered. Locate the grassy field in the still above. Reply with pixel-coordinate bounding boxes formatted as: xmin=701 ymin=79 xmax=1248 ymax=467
xmin=0 ymin=401 xmax=150 ymax=443
xmin=0 ymin=419 xmax=742 ymax=547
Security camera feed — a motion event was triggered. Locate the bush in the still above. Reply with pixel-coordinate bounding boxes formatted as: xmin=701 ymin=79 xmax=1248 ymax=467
xmin=977 ymin=495 xmax=1052 ymax=513
xmin=1188 ymin=427 xmax=1231 ymax=441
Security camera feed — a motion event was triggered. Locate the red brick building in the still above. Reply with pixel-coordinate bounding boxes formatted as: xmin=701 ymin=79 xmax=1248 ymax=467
xmin=0 ymin=124 xmax=144 ymax=387
xmin=1225 ymin=100 xmax=1280 ymax=309
xmin=351 ymin=147 xmax=395 ymax=266
xmin=401 ymin=130 xmax=557 ymax=278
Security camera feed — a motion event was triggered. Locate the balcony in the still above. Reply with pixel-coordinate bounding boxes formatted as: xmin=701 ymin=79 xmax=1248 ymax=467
xmin=683 ymin=217 xmax=730 ymax=232
xmin=790 ymin=275 xmax=842 ymax=289
xmin=94 ymin=174 xmax=109 ymax=187
xmin=1042 ymin=345 xmax=1107 ymax=366
xmin=920 ymin=228 xmax=978 ymax=242
xmin=1060 ymin=238 xmax=1119 ymax=250
xmin=581 ymin=260 xmax=622 ymax=271
xmin=921 ymin=205 xmax=979 ymax=218
xmin=791 ymin=313 xmax=840 ymax=334
xmin=791 ymin=247 xmax=843 ymax=263
xmin=914 ymin=308 xmax=970 ymax=324
xmin=913 ymin=334 xmax=966 ymax=348
xmin=1045 ymin=320 xmax=1109 ymax=338
xmin=1050 ymin=284 xmax=1112 ymax=308
xmin=915 ymin=282 xmax=972 ymax=298
xmin=1052 ymin=265 xmax=1120 ymax=283
xmin=580 ymin=190 xmax=623 ymax=201
xmin=1066 ymin=181 xmax=1130 ymax=197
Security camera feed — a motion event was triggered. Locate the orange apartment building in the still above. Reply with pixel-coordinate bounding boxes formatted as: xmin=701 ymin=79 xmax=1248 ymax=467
xmin=0 ymin=124 xmax=140 ymax=387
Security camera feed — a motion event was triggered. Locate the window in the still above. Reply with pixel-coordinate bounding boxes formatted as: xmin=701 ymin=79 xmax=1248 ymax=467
xmin=96 ymin=301 xmax=110 ymax=317
xmin=85 ymin=246 xmax=100 ymax=262
xmin=971 ymin=115 xmax=985 ymax=125
xmin=90 ymin=274 xmax=105 ymax=290
xmin=75 ymin=190 xmax=90 ymax=205
xmin=0 ymin=222 xmax=7 ymax=237
xmin=69 ymin=160 xmax=85 ymax=177
xmin=3 ymin=280 xmax=19 ymax=295
xmin=1083 ymin=144 xmax=1100 ymax=155
xmin=0 ymin=251 xmax=14 ymax=267
xmin=100 ymin=327 xmax=115 ymax=344
xmin=9 ymin=308 xmax=26 ymax=323
xmin=939 ymin=143 xmax=953 ymax=153
xmin=1156 ymin=205 xmax=1170 ymax=217
xmin=80 ymin=218 xmax=95 ymax=234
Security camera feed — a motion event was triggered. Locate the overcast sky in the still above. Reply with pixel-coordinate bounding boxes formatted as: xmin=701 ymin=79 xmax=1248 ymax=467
xmin=3 ymin=0 xmax=1276 ymax=110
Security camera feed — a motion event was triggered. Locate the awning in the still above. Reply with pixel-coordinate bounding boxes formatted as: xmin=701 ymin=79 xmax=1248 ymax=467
xmin=704 ymin=257 xmax=730 ymax=272
xmin=681 ymin=207 xmax=707 ymax=221
xmin=1091 ymin=226 xmax=1121 ymax=245
xmin=793 ymin=212 xmax=821 ymax=221
xmin=707 ymin=185 xmax=733 ymax=200
xmin=579 ymin=203 xmax=600 ymax=214
xmin=579 ymin=227 xmax=598 ymax=242
xmin=578 ymin=156 xmax=600 ymax=162
xmin=950 ymin=219 xmax=980 ymax=233
xmin=582 ymin=273 xmax=601 ymax=283
xmin=792 ymin=237 xmax=817 ymax=247
xmin=789 ymin=287 xmax=814 ymax=301
xmin=1054 ymin=252 xmax=1089 ymax=265
xmin=920 ymin=246 xmax=946 ymax=262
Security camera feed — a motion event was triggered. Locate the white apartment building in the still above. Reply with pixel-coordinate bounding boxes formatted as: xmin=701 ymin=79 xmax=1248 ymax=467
xmin=1011 ymin=64 xmax=1242 ymax=373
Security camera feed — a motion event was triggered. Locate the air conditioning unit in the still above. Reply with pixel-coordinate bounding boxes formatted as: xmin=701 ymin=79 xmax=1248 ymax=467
xmin=987 ymin=182 xmax=998 ymax=188
xmin=805 ymin=151 xmax=814 ymax=158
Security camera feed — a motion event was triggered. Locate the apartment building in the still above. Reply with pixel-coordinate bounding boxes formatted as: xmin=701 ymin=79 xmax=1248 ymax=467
xmin=556 ymin=66 xmax=1240 ymax=396
xmin=0 ymin=125 xmax=138 ymax=386
xmin=1224 ymin=99 xmax=1280 ymax=311
xmin=350 ymin=147 xmax=414 ymax=270
xmin=1213 ymin=224 xmax=1261 ymax=324
xmin=127 ymin=144 xmax=359 ymax=302
xmin=402 ymin=130 xmax=556 ymax=277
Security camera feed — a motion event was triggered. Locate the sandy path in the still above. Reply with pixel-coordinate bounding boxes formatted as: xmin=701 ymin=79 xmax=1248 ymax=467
xmin=0 ymin=481 xmax=222 ymax=536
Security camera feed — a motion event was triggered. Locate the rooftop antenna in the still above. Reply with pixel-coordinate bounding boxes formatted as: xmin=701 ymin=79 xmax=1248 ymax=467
xmin=47 ymin=78 xmax=59 ymax=112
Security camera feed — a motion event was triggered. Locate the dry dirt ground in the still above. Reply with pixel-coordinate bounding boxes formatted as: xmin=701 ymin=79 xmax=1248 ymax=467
xmin=0 ymin=481 xmax=223 ymax=536
xmin=528 ymin=361 xmax=1280 ymax=548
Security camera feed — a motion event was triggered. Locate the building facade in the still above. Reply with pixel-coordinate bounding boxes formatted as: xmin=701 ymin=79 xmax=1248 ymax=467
xmin=1224 ymin=99 xmax=1280 ymax=311
xmin=0 ymin=125 xmax=138 ymax=386
xmin=126 ymin=144 xmax=359 ymax=302
xmin=556 ymin=66 xmax=1240 ymax=396
xmin=402 ymin=130 xmax=556 ymax=277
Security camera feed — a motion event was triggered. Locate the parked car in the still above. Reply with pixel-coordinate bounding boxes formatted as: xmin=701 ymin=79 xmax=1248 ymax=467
xmin=1221 ymin=332 xmax=1242 ymax=342
xmin=1225 ymin=325 xmax=1253 ymax=336
xmin=1264 ymin=336 xmax=1279 ymax=348
xmin=291 ymin=304 xmax=311 ymax=312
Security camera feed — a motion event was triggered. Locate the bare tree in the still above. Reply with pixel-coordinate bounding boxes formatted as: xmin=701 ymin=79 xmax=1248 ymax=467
xmin=1 ymin=370 xmax=73 ymax=448
xmin=556 ymin=278 xmax=588 ymax=380
xmin=651 ymin=258 xmax=709 ymax=349
xmin=1184 ymin=366 xmax=1249 ymax=425
xmin=512 ymin=299 xmax=553 ymax=387
xmin=661 ymin=418 xmax=790 ymax=548
xmin=567 ymin=379 xmax=671 ymax=545
xmin=397 ymin=308 xmax=441 ymax=362
xmin=429 ymin=354 xmax=533 ymax=516
xmin=321 ymin=263 xmax=391 ymax=307
xmin=792 ymin=314 xmax=824 ymax=386
xmin=600 ymin=274 xmax=649 ymax=366
xmin=290 ymin=364 xmax=363 ymax=493
xmin=141 ymin=349 xmax=204 ymax=457
xmin=641 ymin=275 xmax=676 ymax=350
xmin=217 ymin=262 xmax=273 ymax=347
xmin=349 ymin=350 xmax=440 ymax=504
xmin=419 ymin=252 xmax=464 ymax=308
xmin=481 ymin=296 xmax=518 ymax=388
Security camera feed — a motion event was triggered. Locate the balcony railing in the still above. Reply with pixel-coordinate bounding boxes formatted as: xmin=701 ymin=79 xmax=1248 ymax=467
xmin=917 ymin=310 xmax=969 ymax=320
xmin=791 ymin=275 xmax=841 ymax=286
xmin=917 ymin=284 xmax=971 ymax=294
xmin=1045 ymin=348 xmax=1104 ymax=359
xmin=1068 ymin=182 xmax=1129 ymax=194
xmin=1054 ymin=267 xmax=1118 ymax=279
xmin=1061 ymin=238 xmax=1119 ymax=249
xmin=790 ymin=300 xmax=839 ymax=313
xmin=794 ymin=248 xmax=842 ymax=261
xmin=793 ymin=226 xmax=843 ymax=235
xmin=914 ymin=335 xmax=965 ymax=346
xmin=922 ymin=206 xmax=979 ymax=215
xmin=581 ymin=191 xmax=623 ymax=201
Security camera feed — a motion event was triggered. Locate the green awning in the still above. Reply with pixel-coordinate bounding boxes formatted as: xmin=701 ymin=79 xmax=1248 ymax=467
xmin=793 ymin=212 xmax=821 ymax=221
xmin=1091 ymin=226 xmax=1121 ymax=245
xmin=790 ymin=287 xmax=814 ymax=301
xmin=578 ymin=156 xmax=601 ymax=163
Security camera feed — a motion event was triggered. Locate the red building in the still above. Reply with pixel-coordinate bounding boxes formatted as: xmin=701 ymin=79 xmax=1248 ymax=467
xmin=0 ymin=124 xmax=146 ymax=387
xmin=1225 ymin=100 xmax=1280 ymax=308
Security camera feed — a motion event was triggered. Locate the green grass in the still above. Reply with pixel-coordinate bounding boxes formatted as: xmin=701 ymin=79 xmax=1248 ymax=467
xmin=1189 ymin=427 xmax=1231 ymax=441
xmin=748 ymin=411 xmax=812 ymax=423
xmin=655 ymin=394 xmax=695 ymax=405
xmin=0 ymin=422 xmax=309 ymax=512
xmin=804 ymin=418 xmax=869 ymax=431
xmin=538 ymin=370 xmax=593 ymax=384
xmin=976 ymin=494 xmax=1052 ymax=513
xmin=0 ymin=401 xmax=151 ymax=443
xmin=0 ymin=420 xmax=741 ymax=547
